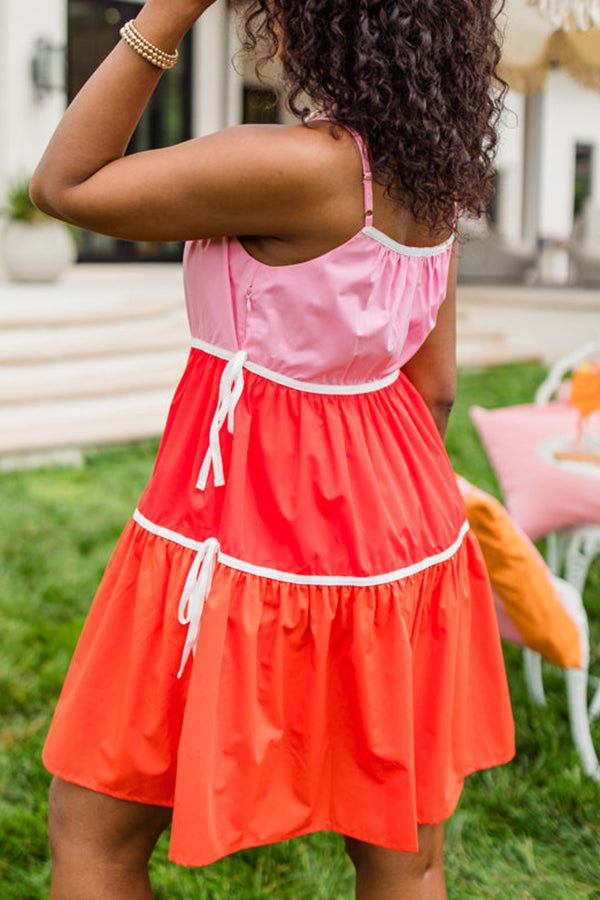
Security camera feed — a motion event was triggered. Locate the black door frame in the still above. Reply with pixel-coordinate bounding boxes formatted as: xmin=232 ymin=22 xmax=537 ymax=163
xmin=67 ymin=0 xmax=193 ymax=262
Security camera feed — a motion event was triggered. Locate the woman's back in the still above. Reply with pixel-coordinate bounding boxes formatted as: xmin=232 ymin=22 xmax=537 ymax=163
xmin=184 ymin=124 xmax=454 ymax=384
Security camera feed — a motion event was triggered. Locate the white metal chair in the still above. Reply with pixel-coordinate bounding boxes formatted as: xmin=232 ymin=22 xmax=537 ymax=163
xmin=523 ymin=341 xmax=600 ymax=780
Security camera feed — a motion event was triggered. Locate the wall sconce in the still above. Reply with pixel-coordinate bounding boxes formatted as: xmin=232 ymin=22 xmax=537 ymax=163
xmin=31 ymin=38 xmax=66 ymax=100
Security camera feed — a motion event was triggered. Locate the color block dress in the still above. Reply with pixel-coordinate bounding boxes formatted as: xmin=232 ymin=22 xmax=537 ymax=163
xmin=43 ymin=126 xmax=514 ymax=867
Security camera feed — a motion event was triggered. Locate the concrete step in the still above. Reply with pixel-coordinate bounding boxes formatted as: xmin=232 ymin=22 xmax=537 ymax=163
xmin=457 ymin=344 xmax=542 ymax=369
xmin=0 ymin=389 xmax=176 ymax=455
xmin=0 ymin=348 xmax=189 ymax=403
xmin=0 ymin=291 xmax=181 ymax=327
xmin=457 ymin=284 xmax=600 ymax=365
xmin=0 ymin=309 xmax=190 ymax=363
xmin=0 ymin=265 xmax=191 ymax=459
xmin=456 ymin=322 xmax=542 ymax=369
xmin=458 ymin=329 xmax=505 ymax=344
xmin=0 ymin=265 xmax=189 ymax=458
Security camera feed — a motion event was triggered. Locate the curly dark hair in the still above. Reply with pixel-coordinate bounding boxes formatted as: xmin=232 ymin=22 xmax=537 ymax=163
xmin=240 ymin=0 xmax=507 ymax=235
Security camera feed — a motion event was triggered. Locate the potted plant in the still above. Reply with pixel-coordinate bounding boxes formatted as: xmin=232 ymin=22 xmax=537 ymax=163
xmin=1 ymin=176 xmax=77 ymax=282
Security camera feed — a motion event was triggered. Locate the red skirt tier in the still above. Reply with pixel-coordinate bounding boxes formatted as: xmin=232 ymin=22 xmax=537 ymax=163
xmin=43 ymin=346 xmax=514 ymax=866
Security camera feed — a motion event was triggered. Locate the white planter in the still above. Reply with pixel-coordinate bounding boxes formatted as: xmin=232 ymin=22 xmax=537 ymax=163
xmin=538 ymin=246 xmax=570 ymax=285
xmin=1 ymin=219 xmax=77 ymax=283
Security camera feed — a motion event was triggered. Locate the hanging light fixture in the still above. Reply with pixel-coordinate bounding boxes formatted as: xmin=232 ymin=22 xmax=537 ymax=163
xmin=528 ymin=0 xmax=600 ymax=31
xmin=30 ymin=38 xmax=66 ymax=100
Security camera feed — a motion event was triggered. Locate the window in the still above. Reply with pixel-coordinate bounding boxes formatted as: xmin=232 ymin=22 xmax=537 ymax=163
xmin=574 ymin=143 xmax=594 ymax=218
xmin=243 ymin=86 xmax=280 ymax=125
xmin=68 ymin=0 xmax=193 ymax=262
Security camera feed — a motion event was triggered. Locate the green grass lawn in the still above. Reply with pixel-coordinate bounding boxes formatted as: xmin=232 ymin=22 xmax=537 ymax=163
xmin=1 ymin=361 xmax=599 ymax=899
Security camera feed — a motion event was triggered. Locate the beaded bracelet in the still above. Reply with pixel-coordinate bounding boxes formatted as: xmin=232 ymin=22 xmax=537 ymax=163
xmin=119 ymin=19 xmax=179 ymax=70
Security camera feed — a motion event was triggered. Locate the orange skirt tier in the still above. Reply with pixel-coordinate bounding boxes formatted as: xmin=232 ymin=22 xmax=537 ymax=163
xmin=43 ymin=346 xmax=514 ymax=866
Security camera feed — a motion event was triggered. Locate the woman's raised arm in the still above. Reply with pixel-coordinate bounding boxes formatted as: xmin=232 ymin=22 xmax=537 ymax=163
xmin=29 ymin=0 xmax=330 ymax=244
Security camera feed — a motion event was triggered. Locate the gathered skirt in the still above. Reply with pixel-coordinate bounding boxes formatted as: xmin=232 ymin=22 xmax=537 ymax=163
xmin=43 ymin=346 xmax=514 ymax=866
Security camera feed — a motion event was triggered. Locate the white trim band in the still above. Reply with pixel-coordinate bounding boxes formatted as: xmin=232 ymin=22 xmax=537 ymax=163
xmin=362 ymin=226 xmax=454 ymax=258
xmin=133 ymin=508 xmax=470 ymax=587
xmin=134 ymin=509 xmax=209 ymax=551
xmin=190 ymin=337 xmax=400 ymax=395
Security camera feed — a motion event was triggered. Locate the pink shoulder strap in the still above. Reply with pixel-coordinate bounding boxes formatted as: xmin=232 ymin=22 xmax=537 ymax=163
xmin=312 ymin=117 xmax=373 ymax=227
xmin=341 ymin=124 xmax=374 ymax=227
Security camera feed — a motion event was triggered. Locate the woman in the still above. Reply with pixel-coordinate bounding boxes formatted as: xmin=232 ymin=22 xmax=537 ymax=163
xmin=31 ymin=1 xmax=514 ymax=897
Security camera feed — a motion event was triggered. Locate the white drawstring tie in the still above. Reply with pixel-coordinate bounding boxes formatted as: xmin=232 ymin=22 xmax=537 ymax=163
xmin=196 ymin=350 xmax=247 ymax=490
xmin=177 ymin=537 xmax=220 ymax=678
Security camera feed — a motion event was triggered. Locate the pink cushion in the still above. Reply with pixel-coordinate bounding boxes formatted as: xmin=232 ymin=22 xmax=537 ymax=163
xmin=470 ymin=402 xmax=600 ymax=540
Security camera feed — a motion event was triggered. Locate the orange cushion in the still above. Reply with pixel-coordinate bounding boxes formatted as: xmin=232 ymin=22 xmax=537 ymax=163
xmin=456 ymin=476 xmax=582 ymax=668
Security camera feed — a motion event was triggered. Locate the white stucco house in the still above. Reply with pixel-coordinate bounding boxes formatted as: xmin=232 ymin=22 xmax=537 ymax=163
xmin=1 ymin=0 xmax=599 ymax=275
xmin=1 ymin=0 xmax=599 ymax=457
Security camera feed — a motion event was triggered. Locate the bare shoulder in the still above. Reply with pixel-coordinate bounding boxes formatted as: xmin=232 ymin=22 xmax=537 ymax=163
xmin=204 ymin=120 xmax=362 ymax=198
xmin=204 ymin=120 xmax=365 ymax=260
xmin=188 ymin=119 xmax=364 ymax=249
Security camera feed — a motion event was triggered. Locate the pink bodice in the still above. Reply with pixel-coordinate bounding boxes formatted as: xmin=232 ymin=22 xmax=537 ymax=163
xmin=183 ymin=124 xmax=454 ymax=386
xmin=183 ymin=229 xmax=453 ymax=385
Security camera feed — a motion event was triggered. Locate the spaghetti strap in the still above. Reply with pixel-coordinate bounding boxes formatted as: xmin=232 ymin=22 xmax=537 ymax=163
xmin=340 ymin=124 xmax=374 ymax=227
xmin=310 ymin=116 xmax=373 ymax=227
